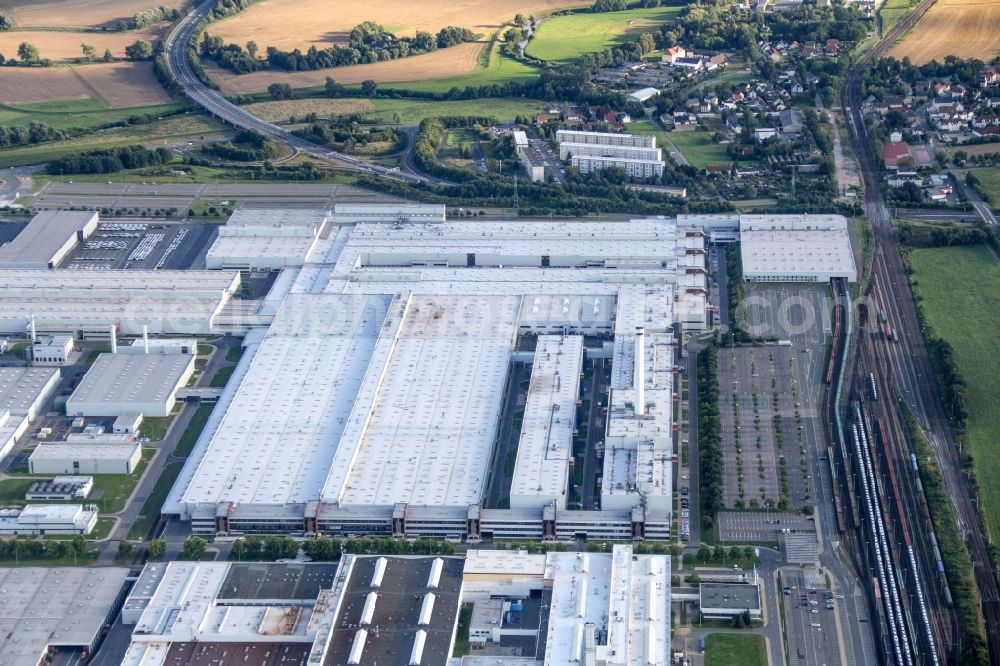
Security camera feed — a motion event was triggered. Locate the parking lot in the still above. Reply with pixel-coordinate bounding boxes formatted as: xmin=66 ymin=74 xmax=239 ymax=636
xmin=718 ymin=511 xmax=815 ymax=543
xmin=782 ymin=568 xmax=843 ymax=666
xmin=61 ymin=222 xmax=218 ymax=270
xmin=717 ymin=344 xmax=813 ymax=509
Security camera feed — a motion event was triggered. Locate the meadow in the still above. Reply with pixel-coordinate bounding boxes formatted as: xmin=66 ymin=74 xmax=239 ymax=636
xmin=526 ymin=6 xmax=683 ymax=65
xmin=909 ymin=244 xmax=1000 ymax=545
xmin=966 ymin=167 xmax=1000 ymax=208
xmin=704 ymin=634 xmax=767 ymax=666
xmin=0 ymin=98 xmax=184 ymax=130
xmin=667 ymin=129 xmax=732 ymax=169
xmin=243 ymin=97 xmax=541 ymax=125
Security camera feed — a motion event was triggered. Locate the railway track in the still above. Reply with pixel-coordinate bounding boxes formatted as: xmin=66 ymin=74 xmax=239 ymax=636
xmin=840 ymin=0 xmax=1000 ymax=661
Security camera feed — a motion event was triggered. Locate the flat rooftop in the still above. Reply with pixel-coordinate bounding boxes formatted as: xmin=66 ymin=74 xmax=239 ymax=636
xmin=0 ymin=269 xmax=240 ymax=335
xmin=509 ymin=335 xmax=583 ymax=509
xmin=0 ymin=567 xmax=128 ymax=664
xmin=218 ymin=563 xmax=340 ymax=601
xmin=324 ymin=556 xmax=464 ymax=666
xmin=0 ymin=210 xmax=96 ymax=267
xmin=30 ymin=442 xmax=141 ymax=461
xmin=739 ymin=214 xmax=857 ymax=280
xmin=225 ymin=208 xmax=328 ymax=231
xmin=68 ymin=353 xmax=193 ymax=409
xmin=0 ymin=366 xmax=59 ymax=415
xmin=700 ymin=582 xmax=762 ymax=610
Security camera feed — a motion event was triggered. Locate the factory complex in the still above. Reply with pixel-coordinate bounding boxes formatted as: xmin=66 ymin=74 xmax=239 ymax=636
xmin=119 ymin=545 xmax=669 ymax=666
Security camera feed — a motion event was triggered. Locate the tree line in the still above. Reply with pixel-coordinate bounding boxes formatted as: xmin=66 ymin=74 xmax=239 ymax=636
xmin=228 ymin=534 xmax=457 ymax=561
xmin=201 ymin=21 xmax=475 ymax=74
xmin=204 ymin=129 xmax=280 ymax=161
xmin=698 ymin=342 xmax=724 ymax=526
xmin=46 ymin=145 xmax=173 ymax=175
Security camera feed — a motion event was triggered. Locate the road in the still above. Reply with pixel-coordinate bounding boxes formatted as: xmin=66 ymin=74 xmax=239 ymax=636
xmin=0 ymin=166 xmax=40 ymax=204
xmin=840 ymin=0 xmax=1000 ymax=660
xmin=163 ymin=1 xmax=432 ymax=184
xmin=949 ymin=167 xmax=998 ymax=227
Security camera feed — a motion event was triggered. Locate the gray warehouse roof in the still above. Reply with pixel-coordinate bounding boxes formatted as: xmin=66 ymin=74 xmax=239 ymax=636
xmin=0 ymin=366 xmax=59 ymax=415
xmin=0 ymin=210 xmax=97 ymax=268
xmin=0 ymin=567 xmax=129 ymax=663
xmin=700 ymin=582 xmax=762 ymax=610
xmin=68 ymin=353 xmax=194 ymax=409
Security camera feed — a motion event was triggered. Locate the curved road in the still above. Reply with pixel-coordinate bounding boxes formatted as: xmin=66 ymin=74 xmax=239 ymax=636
xmin=841 ymin=0 xmax=1000 ymax=662
xmin=164 ymin=1 xmax=431 ymax=183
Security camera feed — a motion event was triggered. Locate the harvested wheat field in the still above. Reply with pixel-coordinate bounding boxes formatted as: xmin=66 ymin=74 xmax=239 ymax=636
xmin=0 ymin=25 xmax=165 ymax=62
xmin=72 ymin=61 xmax=172 ymax=107
xmin=211 ymin=0 xmax=586 ymax=51
xmin=0 ymin=67 xmax=93 ymax=104
xmin=0 ymin=0 xmax=187 ymax=28
xmin=208 ymin=41 xmax=485 ymax=93
xmin=889 ymin=0 xmax=1000 ymax=64
xmin=243 ymin=99 xmax=374 ymax=121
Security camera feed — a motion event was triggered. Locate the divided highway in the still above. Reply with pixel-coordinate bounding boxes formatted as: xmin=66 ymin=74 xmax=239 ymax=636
xmin=841 ymin=0 xmax=1000 ymax=662
xmin=163 ymin=1 xmax=432 ymax=183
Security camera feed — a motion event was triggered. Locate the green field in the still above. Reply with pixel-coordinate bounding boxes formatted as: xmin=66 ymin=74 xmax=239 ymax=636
xmin=667 ymin=130 xmax=732 ymax=169
xmin=704 ymin=633 xmax=767 ymax=666
xmin=369 ymin=98 xmax=541 ymax=124
xmin=879 ymin=0 xmax=920 ymax=33
xmin=909 ymin=244 xmax=1000 ymax=543
xmin=0 ymin=100 xmax=187 ymax=131
xmin=526 ymin=7 xmax=682 ymax=65
xmin=382 ymin=40 xmax=541 ymax=93
xmin=0 ymin=113 xmax=229 ymax=169
xmin=966 ymin=168 xmax=1000 ymax=209
xmin=625 ymin=119 xmax=669 ymax=150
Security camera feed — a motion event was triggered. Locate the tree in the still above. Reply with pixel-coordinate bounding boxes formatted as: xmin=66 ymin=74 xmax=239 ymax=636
xmin=360 ymin=79 xmax=378 ymax=96
xmin=324 ymin=77 xmax=343 ymax=97
xmin=17 ymin=42 xmax=39 ymax=63
xmin=0 ymin=14 xmax=11 ymax=31
xmin=392 ymin=111 xmax=402 ymax=124
xmin=181 ymin=536 xmax=207 ymax=560
xmin=246 ymin=40 xmax=258 ymax=58
xmin=103 ymin=48 xmax=114 ymax=62
xmin=267 ymin=82 xmax=292 ymax=100
xmin=117 ymin=541 xmax=135 ymax=560
xmin=148 ymin=538 xmax=166 ymax=559
xmin=124 ymin=39 xmax=153 ymax=60
xmin=81 ymin=43 xmax=96 ymax=62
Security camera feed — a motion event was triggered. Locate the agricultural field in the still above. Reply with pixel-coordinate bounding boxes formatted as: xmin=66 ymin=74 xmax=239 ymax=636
xmin=0 ymin=24 xmax=165 ymax=62
xmin=211 ymin=0 xmax=586 ymax=52
xmin=889 ymin=0 xmax=1000 ymax=64
xmin=72 ymin=61 xmax=173 ymax=107
xmin=243 ymin=97 xmax=541 ymax=125
xmin=909 ymin=244 xmax=1000 ymax=545
xmin=206 ymin=42 xmax=486 ymax=93
xmin=667 ymin=129 xmax=732 ymax=169
xmin=526 ymin=6 xmax=683 ymax=65
xmin=0 ymin=0 xmax=186 ymax=28
xmin=704 ymin=634 xmax=767 ymax=666
xmin=0 ymin=67 xmax=92 ymax=104
xmin=0 ymin=113 xmax=228 ymax=168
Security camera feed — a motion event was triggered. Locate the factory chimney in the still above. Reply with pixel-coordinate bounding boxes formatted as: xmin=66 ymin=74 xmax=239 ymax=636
xmin=110 ymin=325 xmax=117 ymax=354
xmin=634 ymin=326 xmax=645 ymax=416
xmin=142 ymin=325 xmax=149 ymax=354
xmin=29 ymin=314 xmax=36 ymax=342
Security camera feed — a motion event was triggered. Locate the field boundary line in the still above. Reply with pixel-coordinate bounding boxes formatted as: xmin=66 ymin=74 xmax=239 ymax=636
xmin=67 ymin=65 xmax=110 ymax=107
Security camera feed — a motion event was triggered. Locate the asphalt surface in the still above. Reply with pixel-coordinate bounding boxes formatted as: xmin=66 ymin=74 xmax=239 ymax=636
xmin=163 ymin=2 xmax=430 ymax=184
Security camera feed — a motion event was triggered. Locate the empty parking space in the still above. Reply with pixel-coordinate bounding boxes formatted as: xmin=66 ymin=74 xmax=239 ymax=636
xmin=718 ymin=511 xmax=815 ymax=543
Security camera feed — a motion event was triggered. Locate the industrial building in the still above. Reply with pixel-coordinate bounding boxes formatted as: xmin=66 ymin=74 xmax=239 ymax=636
xmin=332 ymin=202 xmax=446 ymax=224
xmin=0 ymin=269 xmax=243 ymax=337
xmin=739 ymin=214 xmax=858 ymax=282
xmin=28 ymin=442 xmax=143 ymax=475
xmin=0 ymin=503 xmax=99 ymax=535
xmin=168 ymin=218 xmax=709 ymax=540
xmin=30 ymin=334 xmax=74 ymax=364
xmin=0 ymin=366 xmax=60 ymax=460
xmin=628 ymin=87 xmax=661 ymax=104
xmin=458 ymin=545 xmax=671 ymax=665
xmin=699 ymin=580 xmax=763 ymax=619
xmin=0 ymin=567 xmax=129 ymax=664
xmin=206 ymin=208 xmax=327 ymax=270
xmin=0 ymin=210 xmax=98 ymax=269
xmin=66 ymin=352 xmax=195 ymax=417
xmin=26 ymin=475 xmax=94 ymax=500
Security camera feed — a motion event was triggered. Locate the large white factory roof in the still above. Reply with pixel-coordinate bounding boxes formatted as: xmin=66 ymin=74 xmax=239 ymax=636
xmin=0 ymin=210 xmax=97 ymax=268
xmin=0 ymin=269 xmax=240 ymax=335
xmin=225 ymin=207 xmax=328 ymax=231
xmin=509 ymin=335 xmax=583 ymax=510
xmin=29 ymin=442 xmax=142 ymax=461
xmin=180 ymin=294 xmax=393 ymax=507
xmin=739 ymin=214 xmax=857 ymax=282
xmin=67 ymin=353 xmax=193 ymax=410
xmin=331 ymin=295 xmax=519 ymax=508
xmin=0 ymin=366 xmax=60 ymax=415
xmin=0 ymin=567 xmax=128 ymax=663
xmin=206 ymin=208 xmax=326 ymax=269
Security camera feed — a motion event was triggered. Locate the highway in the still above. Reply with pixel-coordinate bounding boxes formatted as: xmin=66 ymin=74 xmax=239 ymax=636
xmin=163 ymin=1 xmax=433 ymax=184
xmin=840 ymin=0 xmax=1000 ymax=661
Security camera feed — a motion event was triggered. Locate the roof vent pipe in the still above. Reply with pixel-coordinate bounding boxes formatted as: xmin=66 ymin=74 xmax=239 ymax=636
xmin=635 ymin=326 xmax=645 ymax=416
xmin=142 ymin=325 xmax=149 ymax=354
xmin=110 ymin=325 xmax=117 ymax=354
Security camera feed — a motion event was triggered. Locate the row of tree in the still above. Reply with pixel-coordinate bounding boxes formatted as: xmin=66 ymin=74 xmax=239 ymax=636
xmin=202 ymin=21 xmax=474 ymax=74
xmin=0 ymin=39 xmax=154 ymax=67
xmin=46 ymin=145 xmax=173 ymax=175
xmin=0 ymin=535 xmax=87 ymax=561
xmin=697 ymin=343 xmax=724 ymax=525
